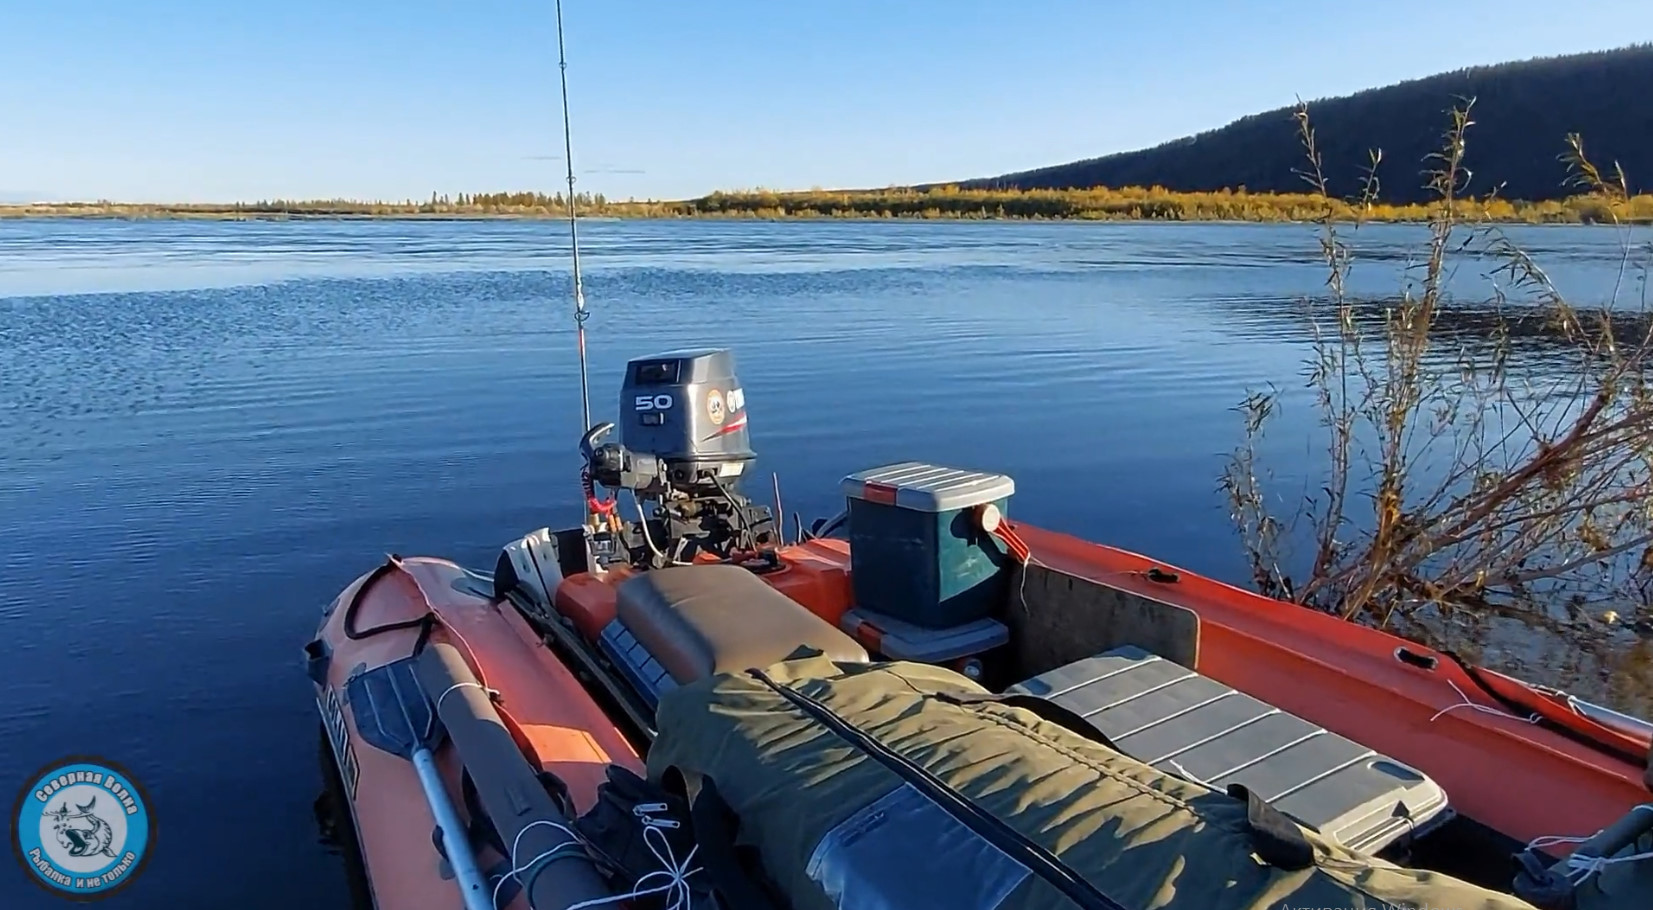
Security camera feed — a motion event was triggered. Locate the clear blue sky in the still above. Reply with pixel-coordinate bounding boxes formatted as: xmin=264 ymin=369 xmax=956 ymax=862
xmin=6 ymin=0 xmax=1651 ymax=203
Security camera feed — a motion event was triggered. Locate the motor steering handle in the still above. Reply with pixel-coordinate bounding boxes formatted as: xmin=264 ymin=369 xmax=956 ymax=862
xmin=580 ymin=422 xmax=615 ymax=461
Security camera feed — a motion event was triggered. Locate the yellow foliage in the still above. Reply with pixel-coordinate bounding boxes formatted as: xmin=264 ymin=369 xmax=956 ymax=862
xmin=6 ymin=186 xmax=1652 ymax=224
xmin=664 ymin=186 xmax=1653 ymax=224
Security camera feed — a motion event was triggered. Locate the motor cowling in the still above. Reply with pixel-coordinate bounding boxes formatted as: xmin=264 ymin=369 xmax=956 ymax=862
xmin=618 ymin=348 xmax=755 ymax=495
xmin=579 ymin=348 xmax=775 ymax=569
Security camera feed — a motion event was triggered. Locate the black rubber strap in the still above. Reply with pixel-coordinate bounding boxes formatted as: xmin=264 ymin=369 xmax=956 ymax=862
xmin=934 ymin=691 xmax=1122 ymax=751
xmin=411 ymin=613 xmax=437 ymax=657
xmin=343 ymin=557 xmax=438 ymax=641
xmin=537 ymin=770 xmax=576 ymax=819
xmin=461 ymin=767 xmax=576 ymax=868
xmin=1225 ymin=784 xmax=1315 ymax=870
xmin=460 ymin=769 xmax=508 ymax=860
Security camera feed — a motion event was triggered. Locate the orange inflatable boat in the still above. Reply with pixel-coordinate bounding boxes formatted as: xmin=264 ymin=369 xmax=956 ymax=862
xmin=307 ymin=347 xmax=1653 ymax=910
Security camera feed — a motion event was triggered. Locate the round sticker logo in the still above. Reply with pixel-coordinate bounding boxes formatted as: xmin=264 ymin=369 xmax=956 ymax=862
xmin=705 ymin=389 xmax=726 ymax=426
xmin=13 ymin=757 xmax=153 ymax=901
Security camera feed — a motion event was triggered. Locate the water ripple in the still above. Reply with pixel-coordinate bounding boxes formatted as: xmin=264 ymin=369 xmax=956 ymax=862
xmin=0 ymin=217 xmax=1641 ymax=910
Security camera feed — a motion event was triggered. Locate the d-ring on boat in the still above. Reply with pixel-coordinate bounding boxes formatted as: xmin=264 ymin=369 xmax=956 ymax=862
xmin=306 ymin=345 xmax=1653 ymax=910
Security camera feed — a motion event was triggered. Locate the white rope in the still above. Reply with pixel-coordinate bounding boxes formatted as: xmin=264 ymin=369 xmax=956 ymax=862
xmin=1527 ymin=834 xmax=1593 ymax=851
xmin=1526 ymin=805 xmax=1653 ymax=885
xmin=435 ymin=681 xmax=496 ymax=714
xmin=1429 ymin=679 xmax=1543 ymax=724
xmin=1166 ymin=759 xmax=1210 ymax=787
xmin=1562 ymin=846 xmax=1653 ymax=883
xmin=490 ymin=807 xmax=702 ymax=910
xmin=562 ymin=824 xmax=700 ymax=910
xmin=491 ymin=818 xmax=589 ymax=909
xmin=1012 ymin=547 xmax=1052 ymax=614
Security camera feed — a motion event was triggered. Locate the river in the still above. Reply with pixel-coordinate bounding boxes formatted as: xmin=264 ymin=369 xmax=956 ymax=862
xmin=1 ymin=217 xmax=1647 ymax=907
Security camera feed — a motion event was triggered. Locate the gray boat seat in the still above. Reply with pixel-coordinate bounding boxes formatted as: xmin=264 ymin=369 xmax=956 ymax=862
xmin=1007 ymin=645 xmax=1452 ymax=854
xmin=615 ymin=564 xmax=869 ymax=686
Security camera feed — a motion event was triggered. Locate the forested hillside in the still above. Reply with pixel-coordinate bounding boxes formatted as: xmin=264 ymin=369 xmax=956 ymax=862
xmin=968 ymin=45 xmax=1653 ymax=203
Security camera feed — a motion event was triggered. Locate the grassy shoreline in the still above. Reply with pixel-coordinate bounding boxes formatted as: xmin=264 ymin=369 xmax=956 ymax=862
xmin=5 ymin=185 xmax=1652 ymax=224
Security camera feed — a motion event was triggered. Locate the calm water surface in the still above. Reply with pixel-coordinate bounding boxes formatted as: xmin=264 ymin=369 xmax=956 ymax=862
xmin=1 ymin=218 xmax=1647 ymax=907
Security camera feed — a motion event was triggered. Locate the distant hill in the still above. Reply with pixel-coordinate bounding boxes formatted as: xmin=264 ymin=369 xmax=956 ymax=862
xmin=964 ymin=45 xmax=1653 ymax=203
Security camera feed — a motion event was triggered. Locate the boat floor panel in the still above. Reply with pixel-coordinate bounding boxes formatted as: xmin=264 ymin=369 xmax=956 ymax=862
xmin=1009 ymin=645 xmax=1452 ymax=855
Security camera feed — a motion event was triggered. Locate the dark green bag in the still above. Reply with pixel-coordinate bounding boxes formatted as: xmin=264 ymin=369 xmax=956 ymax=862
xmin=647 ymin=655 xmax=1536 ymax=910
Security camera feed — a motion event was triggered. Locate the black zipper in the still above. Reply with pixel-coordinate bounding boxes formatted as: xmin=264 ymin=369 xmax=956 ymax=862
xmin=749 ymin=669 xmax=1128 ymax=910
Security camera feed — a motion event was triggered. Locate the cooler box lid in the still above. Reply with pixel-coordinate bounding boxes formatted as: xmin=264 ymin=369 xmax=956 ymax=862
xmin=841 ymin=462 xmax=1015 ymax=512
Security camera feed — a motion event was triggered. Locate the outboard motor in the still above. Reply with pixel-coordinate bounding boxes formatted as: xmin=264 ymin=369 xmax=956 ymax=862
xmin=580 ymin=349 xmax=777 ymax=568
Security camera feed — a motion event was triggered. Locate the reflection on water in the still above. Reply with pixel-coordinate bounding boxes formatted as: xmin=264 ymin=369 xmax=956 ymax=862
xmin=0 ymin=217 xmax=1647 ymax=908
xmin=312 ymin=729 xmax=374 ymax=910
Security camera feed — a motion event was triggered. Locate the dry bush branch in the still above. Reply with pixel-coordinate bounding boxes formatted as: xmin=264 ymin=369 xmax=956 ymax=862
xmin=1225 ymin=99 xmax=1653 ymax=638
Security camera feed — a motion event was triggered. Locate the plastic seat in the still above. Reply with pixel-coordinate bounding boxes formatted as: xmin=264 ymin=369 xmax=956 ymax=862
xmin=615 ymin=564 xmax=868 ymax=685
xmin=1008 ymin=645 xmax=1452 ymax=854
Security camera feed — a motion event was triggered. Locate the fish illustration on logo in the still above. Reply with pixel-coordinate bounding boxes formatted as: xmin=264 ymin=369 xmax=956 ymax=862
xmin=46 ymin=796 xmax=117 ymax=859
xmin=12 ymin=756 xmax=154 ymax=900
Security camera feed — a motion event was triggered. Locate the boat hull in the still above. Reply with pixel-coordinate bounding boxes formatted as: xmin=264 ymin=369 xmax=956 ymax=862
xmin=551 ymin=523 xmax=1650 ymax=852
xmin=309 ymin=556 xmax=640 ymax=910
xmin=1007 ymin=524 xmax=1649 ymax=850
xmin=309 ymin=521 xmax=1650 ymax=908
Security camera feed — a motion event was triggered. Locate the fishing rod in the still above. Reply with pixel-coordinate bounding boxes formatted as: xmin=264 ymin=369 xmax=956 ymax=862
xmin=555 ymin=0 xmax=593 ymax=436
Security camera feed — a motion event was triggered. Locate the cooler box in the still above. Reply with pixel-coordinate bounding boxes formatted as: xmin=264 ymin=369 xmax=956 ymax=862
xmin=841 ymin=462 xmax=1015 ymax=629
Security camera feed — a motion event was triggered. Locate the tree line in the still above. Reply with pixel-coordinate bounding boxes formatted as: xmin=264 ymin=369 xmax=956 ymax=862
xmin=7 ymin=184 xmax=1651 ymax=223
